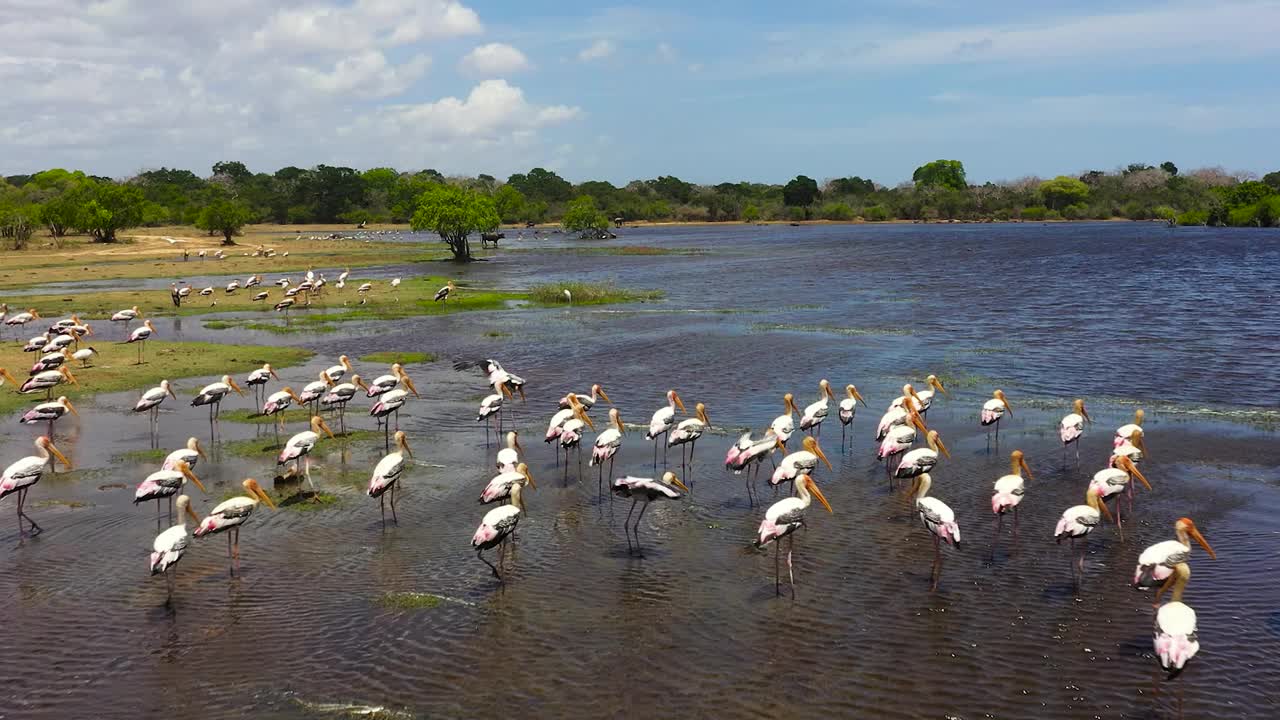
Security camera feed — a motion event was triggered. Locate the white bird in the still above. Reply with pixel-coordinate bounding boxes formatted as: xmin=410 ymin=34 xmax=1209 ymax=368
xmin=471 ymin=479 xmax=529 ymax=580
xmin=278 ymin=415 xmax=335 ymax=493
xmin=296 ymin=370 xmax=330 ymax=412
xmin=754 ymin=474 xmax=832 ymax=595
xmin=612 ymin=471 xmax=689 ymax=556
xmin=163 ymin=437 xmax=208 ymax=472
xmin=891 ymin=375 xmax=947 ymax=414
xmin=798 ymin=379 xmax=835 ymax=436
xmin=893 ymin=429 xmax=950 ymax=481
xmin=125 ymin=319 xmax=158 ymax=364
xmin=770 ymin=393 xmax=800 ymax=448
xmin=1088 ymin=456 xmax=1151 ymax=538
xmin=251 ymin=291 xmax=269 ymax=302
xmin=836 ymin=384 xmax=868 ymax=449
xmin=134 ymin=460 xmax=206 ymax=522
xmin=1055 ymin=487 xmax=1113 ymax=585
xmin=4 ymin=308 xmax=40 ymax=327
xmin=245 ymin=363 xmax=280 ymax=406
xmin=769 ymin=435 xmax=832 ymax=488
xmin=908 ymin=472 xmax=960 ymax=591
xmin=110 ymin=306 xmax=142 ymax=331
xmin=480 ymin=462 xmax=537 ymax=505
xmin=1114 ymin=408 xmax=1145 ymax=448
xmin=667 ymin=402 xmax=710 ymax=473
xmin=367 ymin=363 xmax=419 ymax=399
xmin=21 ymin=334 xmax=50 ymax=353
xmin=337 ymin=268 xmax=350 ymax=285
xmin=30 ymin=348 xmax=70 ymax=375
xmin=71 ymin=346 xmax=98 ymax=367
xmin=477 ymin=383 xmax=509 ymax=443
xmin=980 ymin=389 xmax=1013 ymax=440
xmin=482 ymin=359 xmax=525 ymax=400
xmin=1059 ymin=398 xmax=1091 ymax=459
xmin=495 ymin=431 xmax=524 ymax=474
xmin=990 ymin=449 xmax=1033 ymax=517
xmin=321 ymin=375 xmax=367 ymax=433
xmin=191 ymin=375 xmax=245 ymax=425
xmin=877 ymin=408 xmax=927 ymax=463
xmin=324 ymin=355 xmax=354 ymax=384
xmin=557 ymin=399 xmax=596 ymax=459
xmin=20 ymin=395 xmax=79 ymax=430
xmin=134 ymin=379 xmax=177 ymax=428
xmin=20 ymin=365 xmax=78 ymax=398
xmin=644 ymin=389 xmax=686 ymax=466
xmin=2 ymin=436 xmax=72 ymax=537
xmin=559 ymin=384 xmax=611 ymax=412
xmin=225 ymin=281 xmax=241 ymax=294
xmin=370 ymin=387 xmax=412 ymax=443
xmin=390 ymin=277 xmax=401 ymax=299
xmin=194 ymin=478 xmax=277 ymax=575
xmin=1134 ymin=517 xmax=1216 ymax=589
xmin=368 ymin=430 xmax=413 ymax=525
xmin=245 ymin=274 xmax=262 ymax=288
xmin=1152 ymin=562 xmax=1200 ymax=678
xmin=589 ymin=409 xmax=625 ymax=488
xmin=150 ymin=494 xmax=200 ymax=596
xmin=434 ymin=280 xmax=456 ymax=303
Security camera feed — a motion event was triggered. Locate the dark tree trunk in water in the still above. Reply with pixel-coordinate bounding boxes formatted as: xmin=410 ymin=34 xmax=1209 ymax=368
xmin=443 ymin=232 xmax=473 ymax=261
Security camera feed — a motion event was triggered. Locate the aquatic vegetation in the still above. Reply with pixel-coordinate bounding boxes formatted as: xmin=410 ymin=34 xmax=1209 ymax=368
xmin=749 ymin=322 xmax=912 ymax=336
xmin=377 ymin=591 xmax=445 ymax=610
xmin=511 ymin=245 xmax=707 ymax=256
xmin=220 ymin=408 xmax=314 ymax=425
xmin=290 ymin=697 xmax=415 ymax=719
xmin=527 ymin=281 xmax=664 ymax=305
xmin=112 ymin=448 xmax=168 ymax=463
xmin=279 ymin=491 xmax=341 ymax=510
xmin=359 ymin=351 xmax=436 ymax=365
xmin=33 ymin=499 xmax=92 ymax=509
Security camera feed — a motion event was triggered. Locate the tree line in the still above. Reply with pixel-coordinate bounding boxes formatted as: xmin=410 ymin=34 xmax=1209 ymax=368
xmin=2 ymin=159 xmax=1278 ymax=255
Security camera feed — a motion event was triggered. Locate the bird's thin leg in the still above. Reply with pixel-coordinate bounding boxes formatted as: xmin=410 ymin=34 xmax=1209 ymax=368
xmin=1115 ymin=498 xmax=1124 ymax=541
xmin=1011 ymin=506 xmax=1020 ymax=558
xmin=380 ymin=495 xmax=386 ymax=528
xmin=841 ymin=423 xmax=846 ymax=454
xmin=384 ymin=420 xmax=390 ymax=453
xmin=931 ymin=533 xmax=942 ymax=591
xmin=390 ymin=482 xmax=398 ymax=524
xmin=166 ymin=568 xmax=175 ymax=600
xmin=1069 ymin=536 xmax=1078 ymax=588
xmin=168 ymin=494 xmax=174 ymax=524
xmin=478 ymin=548 xmax=500 ymax=579
xmin=22 ymin=489 xmax=42 ymax=536
xmin=624 ymin=499 xmax=637 ymax=554
xmin=634 ymin=502 xmax=650 ymax=558
xmin=774 ymin=541 xmax=781 ymax=597
xmin=499 ymin=538 xmax=506 ymax=575
xmin=651 ymin=440 xmax=656 ymax=469
xmin=608 ymin=456 xmax=615 ymax=502
xmin=786 ymin=534 xmax=796 ymax=594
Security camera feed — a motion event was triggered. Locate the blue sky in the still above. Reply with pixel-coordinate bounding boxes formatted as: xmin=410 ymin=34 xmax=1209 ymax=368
xmin=2 ymin=1 xmax=1277 ymax=184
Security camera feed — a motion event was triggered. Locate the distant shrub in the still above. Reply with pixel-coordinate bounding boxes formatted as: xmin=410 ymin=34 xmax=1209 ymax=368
xmin=992 ymin=208 xmax=1011 ymax=221
xmin=1062 ymin=203 xmax=1089 ymax=220
xmin=1045 ymin=209 xmax=1062 ymax=220
xmin=819 ymin=202 xmax=855 ymax=221
xmin=1152 ymin=205 xmax=1177 ymax=220
xmin=1019 ymin=206 xmax=1048 ymax=221
xmin=862 ymin=205 xmax=890 ymax=221
xmin=786 ymin=206 xmax=806 ymax=221
xmin=1176 ymin=209 xmax=1209 ymax=226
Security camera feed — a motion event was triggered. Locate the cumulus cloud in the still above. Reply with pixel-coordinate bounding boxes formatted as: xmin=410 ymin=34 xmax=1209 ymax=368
xmin=0 ymin=1 xmax=576 ymax=176
xmin=578 ymin=39 xmax=615 ymax=62
xmin=459 ymin=43 xmax=530 ymax=76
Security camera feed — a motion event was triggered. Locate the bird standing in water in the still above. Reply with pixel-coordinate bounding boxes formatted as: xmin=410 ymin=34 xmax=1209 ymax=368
xmin=755 ymin=475 xmax=833 ymax=596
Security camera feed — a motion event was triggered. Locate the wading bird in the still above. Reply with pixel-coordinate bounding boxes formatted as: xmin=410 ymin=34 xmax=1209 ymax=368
xmin=20 ymin=395 xmax=78 ymax=437
xmin=20 ymin=365 xmax=77 ymax=400
xmin=472 ymin=478 xmax=529 ymax=580
xmin=908 ymin=473 xmax=960 ymax=591
xmin=368 ymin=431 xmax=412 ymax=526
xmin=125 ymin=319 xmax=157 ymax=364
xmin=4 ymin=308 xmax=39 ymax=328
xmin=71 ymin=346 xmax=98 ymax=367
xmin=484 ymin=359 xmax=525 ymax=401
xmin=163 ymin=437 xmax=208 ymax=472
xmin=893 ymin=429 xmax=951 ymax=482
xmin=477 ymin=383 xmax=508 ymax=443
xmin=667 ymin=402 xmax=710 ymax=476
xmin=135 ymin=379 xmax=177 ymax=436
xmin=1134 ymin=517 xmax=1216 ymax=589
xmin=111 ymin=306 xmax=142 ymax=336
xmin=2 ymin=436 xmax=72 ymax=538
xmin=324 ymin=355 xmax=354 ymax=384
xmin=590 ymin=409 xmax=624 ymax=492
xmin=21 ymin=334 xmax=49 ymax=353
xmin=613 ymin=471 xmax=689 ymax=557
xmin=799 ymin=379 xmax=835 ymax=436
xmin=981 ymin=389 xmax=1013 ymax=443
xmin=497 ymin=431 xmax=523 ymax=473
xmin=754 ymin=474 xmax=832 ymax=596
xmin=770 ymin=435 xmax=833 ymax=489
xmin=1089 ymin=456 xmax=1151 ymax=539
xmin=1152 ymin=562 xmax=1200 ymax=678
xmin=321 ymin=374 xmax=367 ymax=433
xmin=560 ymin=384 xmax=611 ymax=412
xmin=1055 ymin=487 xmax=1114 ymax=587
xmin=278 ymin=415 xmax=336 ymax=495
xmin=262 ymin=387 xmax=305 ymax=444
xmin=645 ymin=389 xmax=686 ymax=467
xmin=725 ymin=430 xmax=779 ymax=506
xmin=191 ymin=375 xmax=245 ymax=431
xmin=150 ymin=494 xmax=200 ymax=599
xmin=837 ymin=384 xmax=868 ymax=451
xmin=1111 ymin=433 xmax=1147 ymax=467
xmin=134 ymin=460 xmax=206 ymax=525
xmin=434 ymin=280 xmax=456 ymax=304
xmin=194 ymin=478 xmax=277 ymax=576
xmin=991 ymin=450 xmax=1033 ymax=554
xmin=893 ymin=375 xmax=947 ymax=415
xmin=366 ymin=363 xmax=420 ymax=400
xmin=370 ymin=386 xmax=412 ymax=448
xmin=245 ymin=363 xmax=280 ymax=407
xmin=877 ymin=408 xmax=928 ymax=470
xmin=1058 ymin=399 xmax=1091 ymax=461
xmin=30 ymin=348 xmax=69 ymax=375
xmin=296 ymin=371 xmax=331 ymax=416
xmin=480 ymin=462 xmax=537 ymax=505
xmin=770 ymin=393 xmax=800 ymax=449
xmin=545 ymin=394 xmax=587 ymax=460
xmin=1115 ymin=408 xmax=1145 ymax=448
xmin=557 ymin=399 xmax=596 ymax=474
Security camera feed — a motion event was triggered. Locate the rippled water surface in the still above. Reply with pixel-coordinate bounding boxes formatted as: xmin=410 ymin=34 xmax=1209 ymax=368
xmin=2 ymin=223 xmax=1279 ymax=719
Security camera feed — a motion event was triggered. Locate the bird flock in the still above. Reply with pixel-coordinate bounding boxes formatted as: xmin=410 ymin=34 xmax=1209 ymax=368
xmin=2 ymin=293 xmax=1214 ymax=685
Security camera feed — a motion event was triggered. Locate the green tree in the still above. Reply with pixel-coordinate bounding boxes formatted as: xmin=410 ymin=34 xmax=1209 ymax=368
xmin=507 ymin=167 xmax=573 ymax=202
xmin=80 ymin=182 xmax=145 ymax=243
xmin=645 ymin=175 xmax=694 ymax=204
xmin=1039 ymin=176 xmax=1090 ymax=210
xmin=742 ymin=204 xmax=761 ymax=223
xmin=410 ymin=185 xmax=499 ymax=261
xmin=1160 ymin=161 xmax=1178 ymax=176
xmin=829 ymin=176 xmax=875 ymax=195
xmin=211 ymin=160 xmax=252 ymax=183
xmin=1262 ymin=171 xmax=1280 ymax=191
xmin=782 ymin=175 xmax=821 ymax=208
xmin=195 ymin=198 xmax=254 ymax=245
xmin=493 ymin=184 xmax=526 ymax=224
xmin=561 ymin=195 xmax=609 ymax=236
xmin=912 ymin=160 xmax=967 ymax=191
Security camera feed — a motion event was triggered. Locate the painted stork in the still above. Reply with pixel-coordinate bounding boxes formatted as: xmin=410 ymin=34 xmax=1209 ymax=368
xmin=1055 ymin=487 xmax=1114 ymax=586
xmin=0 ymin=367 xmax=21 ymax=390
xmin=194 ymin=478 xmax=277 ymax=576
xmin=484 ymin=359 xmax=525 ymax=401
xmin=2 ymin=436 xmax=71 ymax=537
xmin=225 ymin=280 xmax=240 ymax=294
xmin=368 ymin=431 xmax=413 ymax=526
xmin=245 ymin=274 xmax=262 ymax=289
xmin=262 ymin=386 xmax=305 ymax=443
xmin=30 ymin=349 xmax=69 ymax=375
xmin=170 ymin=283 xmax=182 ymax=307
xmin=798 ymin=379 xmax=835 ymax=436
xmin=434 ymin=280 xmax=456 ymax=303
xmin=991 ymin=449 xmax=1033 ymax=553
xmin=40 ymin=333 xmax=76 ymax=355
xmin=135 ymin=379 xmax=177 ymax=433
xmin=887 ymin=383 xmax=926 ymax=413
xmin=191 ymin=375 xmax=245 ymax=429
xmin=545 ymin=395 xmax=581 ymax=448
xmin=245 ymin=363 xmax=280 ymax=407
xmin=893 ymin=375 xmax=947 ymax=414
xmin=1059 ymin=399 xmax=1091 ymax=461
xmin=645 ymin=389 xmax=686 ymax=467
xmin=907 ymin=473 xmax=960 ymax=591
xmin=770 ymin=393 xmax=800 ymax=449
xmin=1115 ymin=408 xmax=1145 ymax=448
xmin=770 ymin=435 xmax=832 ymax=489
xmin=1111 ymin=433 xmax=1147 ymax=467
xmin=125 ymin=319 xmax=157 ymax=364
xmin=980 ymin=389 xmax=1013 ymax=442
xmin=1134 ymin=517 xmax=1216 ymax=589
xmin=557 ymin=398 xmax=596 ymax=472
xmin=321 ymin=374 xmax=367 ymax=433
xmin=725 ymin=430 xmax=779 ymax=506
xmin=251 ymin=291 xmax=269 ymax=302
xmin=1089 ymin=456 xmax=1150 ymax=539
xmin=667 ymin=402 xmax=710 ymax=475
xmin=877 ymin=407 xmax=928 ymax=468
xmin=71 ymin=347 xmax=98 ymax=367
xmin=324 ymin=355 xmax=354 ymax=384
xmin=480 ymin=462 xmax=537 ymax=505
xmin=472 ymin=479 xmax=529 ymax=580
xmin=22 ymin=334 xmax=49 ymax=353
xmin=20 ymin=365 xmax=78 ymax=399
xmin=111 ymin=306 xmax=142 ymax=335
xmin=477 ymin=383 xmax=509 ymax=443
xmin=4 ymin=308 xmax=39 ymax=328
xmin=497 ymin=431 xmax=523 ymax=473
xmin=20 ymin=396 xmax=78 ymax=436
xmin=754 ymin=474 xmax=832 ymax=596
xmin=163 ymin=437 xmax=208 ymax=472
xmin=590 ymin=409 xmax=625 ymax=492
xmin=612 ymin=471 xmax=689 ymax=557
xmin=134 ymin=460 xmax=206 ymax=524
xmin=370 ymin=387 xmax=411 ymax=448
xmin=296 ymin=371 xmax=330 ymax=415
xmin=560 ymin=384 xmax=611 ymax=412
xmin=150 ymin=494 xmax=200 ymax=598
xmin=278 ymin=415 xmax=336 ymax=494
xmin=837 ymin=384 xmax=867 ymax=450
xmin=893 ymin=429 xmax=950 ymax=482
xmin=1152 ymin=562 xmax=1201 ymax=678
xmin=367 ymin=363 xmax=420 ymax=399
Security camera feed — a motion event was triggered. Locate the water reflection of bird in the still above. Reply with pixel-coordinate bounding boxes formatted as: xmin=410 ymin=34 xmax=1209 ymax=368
xmin=194 ymin=478 xmax=277 ymax=576
xmin=2 ymin=436 xmax=72 ymax=537
xmin=755 ymin=474 xmax=831 ymax=596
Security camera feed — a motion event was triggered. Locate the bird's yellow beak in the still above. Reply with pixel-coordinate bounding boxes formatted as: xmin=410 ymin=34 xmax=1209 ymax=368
xmin=579 ymin=409 xmax=595 ymax=431
xmin=1189 ymin=527 xmax=1216 ymax=559
xmin=167 ymin=384 xmax=178 ymax=400
xmin=230 ymin=379 xmax=245 ymax=396
xmin=182 ymin=464 xmax=208 ymax=493
xmin=402 ymin=373 xmax=420 ymax=398
xmin=185 ymin=503 xmax=201 ymax=524
xmin=931 ymin=376 xmax=947 ymax=396
xmin=935 ymin=436 xmax=951 ymax=459
xmin=270 ymin=368 xmax=280 ymax=380
xmin=62 ymin=367 xmax=79 ymax=386
xmin=1122 ymin=457 xmax=1151 ymax=491
xmin=48 ymin=442 xmax=72 ymax=470
xmin=64 ymin=399 xmax=79 ymax=417
xmin=698 ymin=406 xmax=710 ymax=425
xmin=673 ymin=392 xmax=686 ymax=413
xmin=670 ymin=474 xmax=690 ymax=493
xmin=853 ymin=386 xmax=867 ymax=405
xmin=522 ymin=465 xmax=537 ymax=489
xmin=288 ymin=388 xmax=304 ymax=404
xmin=1002 ymin=397 xmax=1014 ymax=415
xmin=814 ymin=441 xmax=832 ymax=470
xmin=0 ymin=368 xmax=18 ymax=385
xmin=321 ymin=419 xmax=335 ymax=439
xmin=807 ymin=477 xmax=833 ymax=513
xmin=1020 ymin=456 xmax=1032 ymax=480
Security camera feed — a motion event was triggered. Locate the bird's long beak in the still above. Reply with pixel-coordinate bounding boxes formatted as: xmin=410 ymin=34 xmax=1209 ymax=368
xmin=288 ymin=388 xmax=304 ymax=403
xmin=580 ymin=409 xmax=595 ymax=431
xmin=320 ymin=419 xmax=335 ymax=439
xmin=355 ymin=377 xmax=369 ymax=392
xmin=1090 ymin=490 xmax=1113 ymax=521
xmin=1082 ymin=407 xmax=1092 ymax=424
xmin=522 ymin=466 xmax=537 ymax=489
xmin=183 ymin=465 xmax=208 ymax=493
xmin=599 ymin=388 xmax=612 ymax=405
xmin=1133 ymin=432 xmax=1148 ymax=456
xmin=64 ymin=399 xmax=79 ymax=416
xmin=185 ymin=503 xmax=201 ymax=524
xmin=1020 ymin=457 xmax=1033 ymax=480
xmin=402 ymin=373 xmax=420 ymax=398
xmin=825 ymin=384 xmax=835 ymax=400
xmin=48 ymin=442 xmax=72 ymax=470
xmin=254 ymin=484 xmax=278 ymax=510
xmin=911 ymin=412 xmax=928 ymax=433
xmin=932 ymin=377 xmax=948 ymax=396
xmin=807 ymin=477 xmax=833 ymax=513
xmin=513 ymin=435 xmax=523 ymax=451
xmin=167 ymin=384 xmax=178 ymax=399
xmin=698 ymin=406 xmax=710 ymax=425
xmin=270 ymin=368 xmax=280 ymax=380
xmin=197 ymin=442 xmax=208 ymax=460
xmin=674 ymin=393 xmax=686 ymax=413
xmin=671 ymin=475 xmax=690 ymax=493
xmin=1123 ymin=457 xmax=1152 ymax=490
xmin=815 ymin=442 xmax=833 ymax=470
xmin=230 ymin=379 xmax=245 ymax=396
xmin=1002 ymin=398 xmax=1014 ymax=415
xmin=500 ymin=383 xmax=513 ymax=399
xmin=63 ymin=367 xmax=79 ymax=385
xmin=0 ymin=368 xmax=17 ymax=385
xmin=936 ymin=436 xmax=951 ymax=459
xmin=1190 ymin=527 xmax=1216 ymax=559
xmin=853 ymin=387 xmax=867 ymax=405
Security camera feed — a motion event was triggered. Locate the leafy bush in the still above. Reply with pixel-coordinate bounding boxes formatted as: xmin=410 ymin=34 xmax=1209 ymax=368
xmin=1176 ymin=209 xmax=1209 ymax=226
xmin=819 ymin=202 xmax=855 ymax=221
xmin=862 ymin=205 xmax=890 ymax=221
xmin=1019 ymin=206 xmax=1048 ymax=221
xmin=1152 ymin=206 xmax=1177 ymax=220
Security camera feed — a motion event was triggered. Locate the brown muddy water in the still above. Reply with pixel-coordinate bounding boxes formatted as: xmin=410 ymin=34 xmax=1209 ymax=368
xmin=1 ymin=223 xmax=1278 ymax=719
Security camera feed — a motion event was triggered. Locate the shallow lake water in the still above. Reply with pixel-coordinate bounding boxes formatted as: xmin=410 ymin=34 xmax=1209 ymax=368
xmin=2 ymin=223 xmax=1278 ymax=719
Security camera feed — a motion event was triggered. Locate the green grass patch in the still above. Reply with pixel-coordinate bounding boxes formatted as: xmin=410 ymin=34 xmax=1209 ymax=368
xmin=0 ymin=341 xmax=313 ymax=416
xmin=359 ymin=351 xmax=436 ymax=365
xmin=279 ymin=491 xmax=342 ymax=510
xmin=219 ymin=429 xmax=382 ymax=458
xmin=377 ymin=591 xmax=445 ymax=610
xmin=219 ymin=408 xmax=314 ymax=425
xmin=33 ymin=499 xmax=92 ymax=509
xmin=112 ymin=448 xmax=168 ymax=463
xmin=527 ymin=281 xmax=664 ymax=305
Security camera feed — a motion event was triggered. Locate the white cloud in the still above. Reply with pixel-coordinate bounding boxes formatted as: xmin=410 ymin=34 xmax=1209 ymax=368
xmin=655 ymin=42 xmax=677 ymax=63
xmin=357 ymin=80 xmax=579 ymax=143
xmin=459 ymin=42 xmax=530 ymax=76
xmin=578 ymin=39 xmax=615 ymax=62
